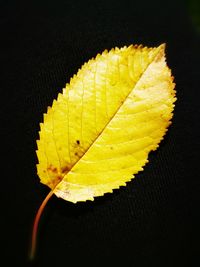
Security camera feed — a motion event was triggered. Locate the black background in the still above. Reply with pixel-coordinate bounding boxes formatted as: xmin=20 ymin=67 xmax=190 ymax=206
xmin=1 ymin=0 xmax=200 ymax=266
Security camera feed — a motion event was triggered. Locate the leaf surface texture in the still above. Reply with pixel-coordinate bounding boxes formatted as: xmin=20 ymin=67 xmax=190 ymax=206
xmin=36 ymin=44 xmax=176 ymax=203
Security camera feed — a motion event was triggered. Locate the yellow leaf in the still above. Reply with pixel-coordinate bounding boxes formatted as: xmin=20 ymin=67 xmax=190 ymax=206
xmin=30 ymin=43 xmax=176 ymax=259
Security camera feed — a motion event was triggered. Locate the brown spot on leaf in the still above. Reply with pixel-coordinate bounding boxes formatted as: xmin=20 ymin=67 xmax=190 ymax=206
xmin=76 ymin=140 xmax=80 ymax=145
xmin=56 ymin=175 xmax=62 ymax=183
xmin=47 ymin=164 xmax=57 ymax=173
xmin=46 ymin=165 xmax=63 ymax=188
xmin=61 ymin=166 xmax=70 ymax=173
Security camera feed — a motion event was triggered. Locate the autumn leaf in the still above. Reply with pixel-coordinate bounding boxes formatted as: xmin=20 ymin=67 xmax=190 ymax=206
xmin=30 ymin=43 xmax=176 ymax=259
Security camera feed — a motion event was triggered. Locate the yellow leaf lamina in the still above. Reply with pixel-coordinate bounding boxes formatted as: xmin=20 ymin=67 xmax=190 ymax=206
xmin=37 ymin=43 xmax=176 ymax=202
xmin=31 ymin=43 xmax=176 ymax=259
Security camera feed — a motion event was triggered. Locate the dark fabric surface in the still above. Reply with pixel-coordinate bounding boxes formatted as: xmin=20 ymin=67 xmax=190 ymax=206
xmin=1 ymin=0 xmax=199 ymax=266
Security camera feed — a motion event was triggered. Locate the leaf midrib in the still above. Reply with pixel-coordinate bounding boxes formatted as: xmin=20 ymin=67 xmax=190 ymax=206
xmin=53 ymin=45 xmax=164 ymax=191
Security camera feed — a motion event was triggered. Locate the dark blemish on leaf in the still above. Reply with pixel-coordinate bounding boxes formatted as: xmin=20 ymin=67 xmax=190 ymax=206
xmin=57 ymin=175 xmax=62 ymax=182
xmin=110 ymin=146 xmax=113 ymax=150
xmin=61 ymin=166 xmax=70 ymax=173
xmin=47 ymin=165 xmax=57 ymax=173
xmin=75 ymin=152 xmax=78 ymax=156
xmin=76 ymin=140 xmax=80 ymax=145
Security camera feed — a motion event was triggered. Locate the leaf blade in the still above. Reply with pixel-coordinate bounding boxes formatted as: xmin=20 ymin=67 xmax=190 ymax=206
xmin=37 ymin=44 xmax=176 ymax=202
